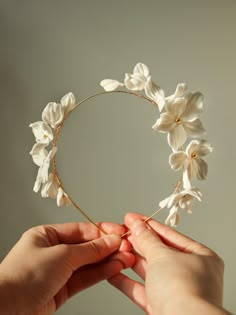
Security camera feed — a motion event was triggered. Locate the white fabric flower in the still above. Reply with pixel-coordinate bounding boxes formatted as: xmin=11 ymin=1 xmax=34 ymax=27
xmin=160 ymin=188 xmax=202 ymax=212
xmin=144 ymin=76 xmax=166 ymax=111
xmin=100 ymin=79 xmax=124 ymax=91
xmin=124 ymin=62 xmax=150 ymax=91
xmin=41 ymin=173 xmax=59 ymax=198
xmin=160 ymin=188 xmax=202 ymax=226
xmin=165 ymin=205 xmax=179 ymax=227
xmin=145 ymin=79 xmax=187 ymax=112
xmin=61 ymin=92 xmax=76 ymax=115
xmin=42 ymin=102 xmax=64 ymax=129
xmin=57 ymin=187 xmax=71 ymax=207
xmin=30 ymin=143 xmax=48 ymax=166
xmin=33 ymin=147 xmax=57 ymax=193
xmin=152 ymin=92 xmax=205 ymax=151
xmin=169 ymin=140 xmax=213 ymax=187
xmin=29 ymin=121 xmax=53 ymax=145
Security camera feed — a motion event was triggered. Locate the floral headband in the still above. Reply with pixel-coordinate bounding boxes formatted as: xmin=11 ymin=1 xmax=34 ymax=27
xmin=29 ymin=63 xmax=213 ymax=231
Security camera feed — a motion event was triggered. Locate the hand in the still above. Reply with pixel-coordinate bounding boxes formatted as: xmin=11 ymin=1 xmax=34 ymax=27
xmin=0 ymin=221 xmax=135 ymax=315
xmin=109 ymin=213 xmax=230 ymax=315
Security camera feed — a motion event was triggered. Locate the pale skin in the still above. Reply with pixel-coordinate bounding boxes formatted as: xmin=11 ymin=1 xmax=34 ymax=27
xmin=0 ymin=221 xmax=135 ymax=315
xmin=0 ymin=213 xmax=232 ymax=315
xmin=109 ymin=212 xmax=231 ymax=315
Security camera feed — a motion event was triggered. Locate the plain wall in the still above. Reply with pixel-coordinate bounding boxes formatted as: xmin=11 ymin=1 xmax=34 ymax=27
xmin=1 ymin=0 xmax=236 ymax=314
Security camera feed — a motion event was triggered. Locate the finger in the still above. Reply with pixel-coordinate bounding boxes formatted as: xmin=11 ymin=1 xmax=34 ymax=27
xmin=129 ymin=220 xmax=168 ymax=261
xmin=66 ymin=252 xmax=135 ymax=298
xmin=108 ymin=273 xmax=147 ymax=311
xmin=119 ymin=238 xmax=132 ymax=252
xmin=37 ymin=221 xmax=126 ymax=246
xmin=64 ymin=234 xmax=124 ymax=269
xmin=131 ymin=252 xmax=147 ymax=280
xmin=125 ymin=212 xmax=213 ymax=255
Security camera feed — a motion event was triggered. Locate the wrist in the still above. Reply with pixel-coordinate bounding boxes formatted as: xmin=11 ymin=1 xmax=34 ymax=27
xmin=0 ymin=269 xmax=31 ymax=315
xmin=0 ymin=270 xmax=18 ymax=315
xmin=160 ymin=295 xmax=231 ymax=315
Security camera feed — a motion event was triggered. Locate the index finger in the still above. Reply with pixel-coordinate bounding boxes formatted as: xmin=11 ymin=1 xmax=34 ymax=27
xmin=37 ymin=221 xmax=127 ymax=246
xmin=125 ymin=212 xmax=214 ymax=255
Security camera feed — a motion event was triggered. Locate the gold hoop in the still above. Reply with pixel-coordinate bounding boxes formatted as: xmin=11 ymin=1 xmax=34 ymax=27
xmin=51 ymin=90 xmax=178 ymax=236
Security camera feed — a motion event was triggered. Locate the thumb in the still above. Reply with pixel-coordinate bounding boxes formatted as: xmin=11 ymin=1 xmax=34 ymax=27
xmin=67 ymin=234 xmax=122 ymax=269
xmin=130 ymin=220 xmax=167 ymax=261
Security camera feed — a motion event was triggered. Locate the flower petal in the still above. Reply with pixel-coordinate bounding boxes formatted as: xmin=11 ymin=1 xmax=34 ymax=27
xmin=152 ymin=113 xmax=175 ymax=132
xmin=186 ymin=140 xmax=199 ymax=156
xmin=42 ymin=102 xmax=64 ymax=129
xmin=144 ymin=76 xmax=165 ymax=110
xmin=184 ymin=119 xmax=206 ymax=138
xmin=168 ymin=124 xmax=187 ymax=151
xmin=29 ymin=121 xmax=53 ymax=145
xmin=196 ymin=140 xmax=213 ymax=157
xmin=169 ymin=151 xmax=188 ymax=171
xmin=30 ymin=143 xmax=48 ymax=167
xmin=165 ymin=98 xmax=187 ymax=118
xmin=165 ymin=205 xmax=179 ymax=227
xmin=57 ymin=187 xmax=71 ymax=207
xmin=124 ymin=73 xmax=145 ymax=91
xmin=159 ymin=196 xmax=171 ymax=208
xmin=133 ymin=62 xmax=149 ymax=79
xmin=33 ymin=162 xmax=50 ymax=193
xmin=183 ymin=169 xmax=192 ymax=189
xmin=173 ymin=83 xmax=187 ymax=97
xmin=61 ymin=92 xmax=76 ymax=115
xmin=46 ymin=146 xmax=57 ymax=162
xmin=196 ymin=158 xmax=208 ymax=180
xmin=100 ymin=79 xmax=124 ymax=91
xmin=181 ymin=92 xmax=203 ymax=121
xmin=41 ymin=173 xmax=59 ymax=198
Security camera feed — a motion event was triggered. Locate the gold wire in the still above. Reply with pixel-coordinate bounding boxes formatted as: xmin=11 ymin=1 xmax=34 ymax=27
xmin=51 ymin=90 xmax=181 ymax=236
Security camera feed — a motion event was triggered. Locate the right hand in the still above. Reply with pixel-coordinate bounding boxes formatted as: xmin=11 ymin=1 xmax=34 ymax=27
xmin=109 ymin=212 xmax=229 ymax=315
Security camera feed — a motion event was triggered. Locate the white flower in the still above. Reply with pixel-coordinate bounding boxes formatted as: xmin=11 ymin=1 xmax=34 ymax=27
xmin=145 ymin=79 xmax=187 ymax=112
xmin=160 ymin=188 xmax=202 ymax=212
xmin=165 ymin=205 xmax=179 ymax=227
xmin=30 ymin=143 xmax=48 ymax=166
xmin=57 ymin=187 xmax=71 ymax=207
xmin=165 ymin=83 xmax=188 ymax=103
xmin=169 ymin=140 xmax=213 ymax=187
xmin=42 ymin=102 xmax=64 ymax=129
xmin=61 ymin=92 xmax=76 ymax=115
xmin=29 ymin=121 xmax=53 ymax=145
xmin=144 ymin=76 xmax=165 ymax=111
xmin=33 ymin=147 xmax=57 ymax=193
xmin=124 ymin=62 xmax=150 ymax=91
xmin=160 ymin=188 xmax=202 ymax=226
xmin=100 ymin=79 xmax=124 ymax=91
xmin=141 ymin=70 xmax=187 ymax=113
xmin=41 ymin=173 xmax=59 ymax=198
xmin=152 ymin=92 xmax=205 ymax=151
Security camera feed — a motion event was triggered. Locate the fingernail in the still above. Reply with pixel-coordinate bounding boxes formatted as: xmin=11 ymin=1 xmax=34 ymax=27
xmin=103 ymin=234 xmax=121 ymax=247
xmin=131 ymin=220 xmax=148 ymax=236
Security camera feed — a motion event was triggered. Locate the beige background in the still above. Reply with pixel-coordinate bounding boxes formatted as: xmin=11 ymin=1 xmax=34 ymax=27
xmin=1 ymin=0 xmax=236 ymax=314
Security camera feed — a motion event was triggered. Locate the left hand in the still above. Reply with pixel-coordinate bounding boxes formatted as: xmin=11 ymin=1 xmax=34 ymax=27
xmin=0 ymin=221 xmax=134 ymax=315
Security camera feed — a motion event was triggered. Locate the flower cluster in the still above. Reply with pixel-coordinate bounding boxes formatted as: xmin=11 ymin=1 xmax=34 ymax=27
xmin=29 ymin=92 xmax=76 ymax=206
xmin=100 ymin=63 xmax=213 ymax=226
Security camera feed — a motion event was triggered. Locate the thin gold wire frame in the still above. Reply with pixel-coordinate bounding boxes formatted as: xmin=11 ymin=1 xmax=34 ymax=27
xmin=52 ymin=91 xmax=181 ymax=236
